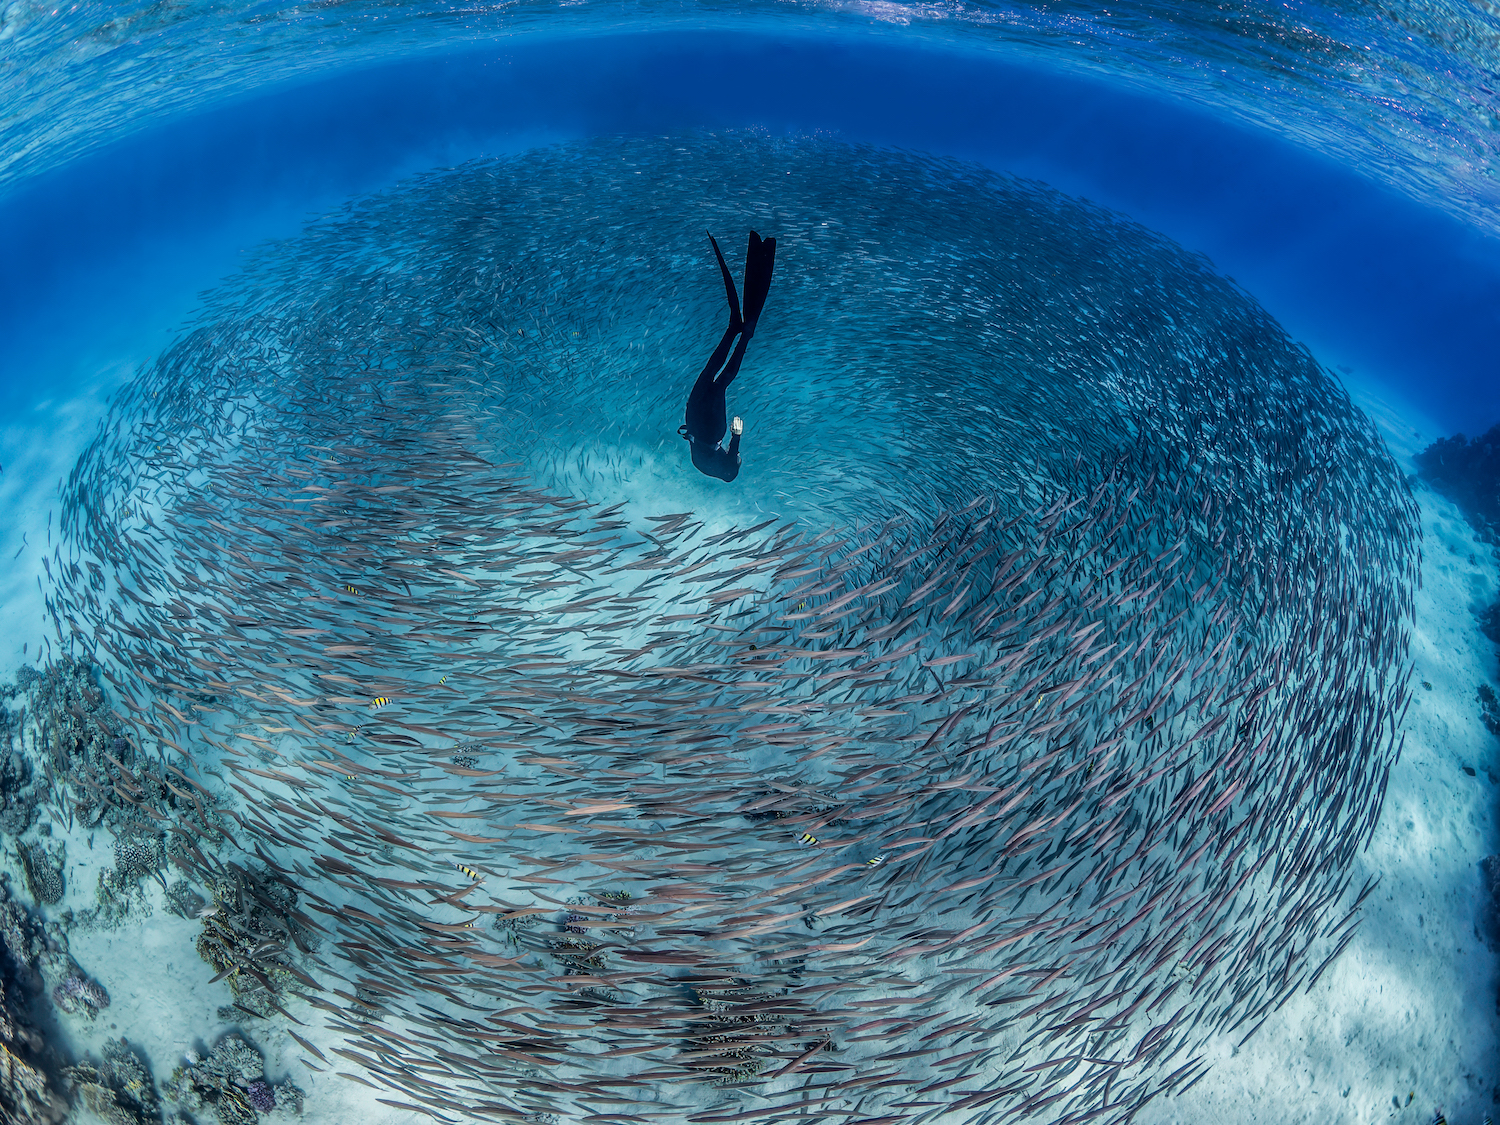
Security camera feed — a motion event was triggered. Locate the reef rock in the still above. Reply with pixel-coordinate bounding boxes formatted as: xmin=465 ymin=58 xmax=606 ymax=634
xmin=164 ymin=1034 xmax=304 ymax=1122
xmin=0 ymin=742 xmax=37 ymax=838
xmin=0 ymin=880 xmax=65 ymax=1122
xmin=1416 ymin=422 xmax=1500 ymax=542
xmin=1480 ymin=684 xmax=1500 ymax=739
xmin=1481 ymin=855 xmax=1500 ymax=953
xmin=17 ymin=839 xmax=64 ymax=906
xmin=51 ymin=967 xmax=110 ymax=1018
xmin=63 ymin=1038 xmax=158 ymax=1125
xmin=194 ymin=865 xmax=309 ymax=1019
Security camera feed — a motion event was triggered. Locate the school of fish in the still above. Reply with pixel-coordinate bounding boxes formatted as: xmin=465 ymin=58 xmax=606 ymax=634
xmin=44 ymin=134 xmax=1420 ymax=1124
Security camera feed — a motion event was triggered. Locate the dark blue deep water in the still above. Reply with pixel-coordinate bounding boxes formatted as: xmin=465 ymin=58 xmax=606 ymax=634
xmin=4 ymin=32 xmax=1499 ymax=434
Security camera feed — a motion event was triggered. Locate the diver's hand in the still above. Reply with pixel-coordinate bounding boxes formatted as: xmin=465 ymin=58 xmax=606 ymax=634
xmin=731 ymin=416 xmax=744 ymax=436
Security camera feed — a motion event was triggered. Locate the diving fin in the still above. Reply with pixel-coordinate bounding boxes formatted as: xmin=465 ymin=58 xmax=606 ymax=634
xmin=740 ymin=230 xmax=777 ymax=337
xmin=707 ymin=232 xmax=744 ymax=332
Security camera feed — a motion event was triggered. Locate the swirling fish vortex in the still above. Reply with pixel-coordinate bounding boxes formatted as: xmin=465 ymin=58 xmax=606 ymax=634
xmin=55 ymin=134 xmax=1418 ymax=1124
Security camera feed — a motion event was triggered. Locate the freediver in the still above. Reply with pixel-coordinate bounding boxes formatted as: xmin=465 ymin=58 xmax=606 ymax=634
xmin=678 ymin=230 xmax=777 ymax=482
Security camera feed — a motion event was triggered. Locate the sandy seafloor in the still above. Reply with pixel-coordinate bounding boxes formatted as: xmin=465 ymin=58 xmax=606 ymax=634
xmin=1 ymin=331 xmax=1497 ymax=1125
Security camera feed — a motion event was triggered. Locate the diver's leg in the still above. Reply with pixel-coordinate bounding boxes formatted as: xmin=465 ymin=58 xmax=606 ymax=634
xmin=683 ymin=233 xmax=746 ymax=444
xmin=685 ymin=325 xmax=736 ymax=444
xmin=712 ymin=331 xmax=752 ymax=393
xmin=706 ymin=232 xmax=772 ymax=394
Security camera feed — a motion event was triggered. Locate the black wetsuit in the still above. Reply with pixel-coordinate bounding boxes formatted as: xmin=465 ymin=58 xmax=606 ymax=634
xmin=680 ymin=230 xmax=776 ymax=482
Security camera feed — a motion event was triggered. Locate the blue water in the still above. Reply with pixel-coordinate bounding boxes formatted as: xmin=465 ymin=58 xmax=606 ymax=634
xmin=3 ymin=31 xmax=1498 ymax=435
xmin=3 ymin=7 xmax=1499 ymax=1125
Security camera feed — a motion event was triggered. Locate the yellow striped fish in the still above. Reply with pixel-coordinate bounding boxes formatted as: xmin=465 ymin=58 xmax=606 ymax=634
xmin=798 ymin=832 xmax=819 ymax=846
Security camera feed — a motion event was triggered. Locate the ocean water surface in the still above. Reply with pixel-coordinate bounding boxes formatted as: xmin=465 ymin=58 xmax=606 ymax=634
xmin=0 ymin=5 xmax=1497 ymax=1125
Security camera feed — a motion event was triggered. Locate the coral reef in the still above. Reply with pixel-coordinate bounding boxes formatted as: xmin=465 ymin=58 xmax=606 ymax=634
xmin=1416 ymin=422 xmax=1500 ymax=542
xmin=51 ymin=969 xmax=110 ymax=1018
xmin=0 ymin=669 xmax=42 ymax=838
xmin=194 ymin=865 xmax=313 ymax=1018
xmin=493 ymin=909 xmax=541 ymax=949
xmin=17 ymin=839 xmax=64 ymax=906
xmin=681 ymin=978 xmax=821 ymax=1087
xmin=15 ymin=658 xmax=130 ymax=830
xmin=1480 ymin=601 xmax=1500 ymax=646
xmin=0 ymin=739 xmax=38 ymax=838
xmin=0 ymin=879 xmax=66 ymax=1123
xmin=0 ymin=878 xmax=66 ymax=991
xmin=86 ymin=829 xmax=168 ymax=930
xmin=163 ymin=1034 xmax=303 ymax=1122
xmin=0 ymin=876 xmax=97 ymax=1018
xmin=163 ymin=879 xmax=206 ymax=920
xmin=1481 ymin=684 xmax=1500 ymax=739
xmin=540 ymin=892 xmax=638 ymax=1005
xmin=268 ymin=1080 xmax=302 ymax=1116
xmin=243 ymin=1078 xmax=275 ymax=1113
xmin=63 ymin=1038 xmax=158 ymax=1125
xmin=0 ymin=864 xmax=112 ymax=1033
xmin=10 ymin=658 xmax=223 ymax=845
xmin=93 ymin=827 xmax=169 ymax=916
xmin=112 ymin=831 xmax=167 ymax=886
xmin=561 ymin=890 xmax=634 ymax=937
xmin=1481 ymin=855 xmax=1500 ymax=954
xmin=451 ymin=741 xmax=487 ymax=769
xmin=0 ymin=1007 xmax=64 ymax=1123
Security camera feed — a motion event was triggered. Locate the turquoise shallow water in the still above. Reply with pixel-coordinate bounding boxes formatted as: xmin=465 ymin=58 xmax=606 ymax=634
xmin=0 ymin=7 xmax=1498 ymax=1125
